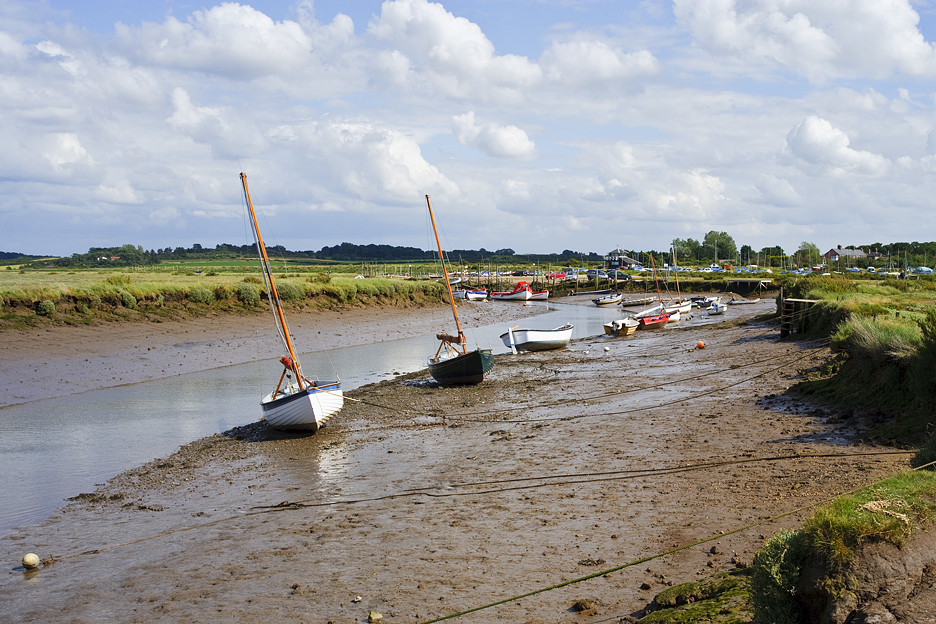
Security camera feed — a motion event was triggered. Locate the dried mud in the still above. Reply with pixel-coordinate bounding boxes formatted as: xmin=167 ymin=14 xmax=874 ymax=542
xmin=0 ymin=301 xmax=911 ymax=623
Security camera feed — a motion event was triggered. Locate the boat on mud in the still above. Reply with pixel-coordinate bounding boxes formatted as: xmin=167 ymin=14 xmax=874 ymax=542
xmin=501 ymin=324 xmax=573 ymax=352
xmin=425 ymin=195 xmax=494 ymax=385
xmin=491 ymin=281 xmax=533 ymax=301
xmin=240 ymin=173 xmax=343 ymax=432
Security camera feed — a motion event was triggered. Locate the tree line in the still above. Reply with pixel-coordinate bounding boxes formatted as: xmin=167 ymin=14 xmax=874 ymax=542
xmin=13 ymin=234 xmax=936 ymax=270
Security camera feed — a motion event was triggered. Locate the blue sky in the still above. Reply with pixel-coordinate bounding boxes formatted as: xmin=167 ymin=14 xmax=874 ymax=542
xmin=4 ymin=0 xmax=936 ymax=257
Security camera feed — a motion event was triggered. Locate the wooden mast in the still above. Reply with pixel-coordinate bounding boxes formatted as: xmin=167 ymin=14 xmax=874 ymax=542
xmin=425 ymin=195 xmax=466 ymax=353
xmin=649 ymin=252 xmax=664 ymax=308
xmin=240 ymin=172 xmax=305 ymax=388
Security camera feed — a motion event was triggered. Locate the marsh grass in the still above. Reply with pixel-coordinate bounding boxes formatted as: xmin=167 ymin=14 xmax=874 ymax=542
xmin=0 ymin=269 xmax=452 ymax=329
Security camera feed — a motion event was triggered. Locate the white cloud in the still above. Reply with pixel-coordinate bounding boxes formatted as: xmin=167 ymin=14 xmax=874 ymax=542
xmin=540 ymin=40 xmax=661 ymax=86
xmin=367 ymin=0 xmax=542 ymax=100
xmin=43 ymin=133 xmax=93 ymax=170
xmin=674 ymin=0 xmax=936 ymax=82
xmin=451 ymin=112 xmax=537 ymax=160
xmin=751 ymin=174 xmax=803 ymax=206
xmin=113 ymin=2 xmax=360 ymax=92
xmin=290 ymin=118 xmax=460 ymax=202
xmin=786 ymin=116 xmax=890 ymax=176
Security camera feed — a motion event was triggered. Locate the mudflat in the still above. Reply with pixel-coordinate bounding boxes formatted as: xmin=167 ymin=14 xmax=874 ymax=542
xmin=0 ymin=299 xmax=909 ymax=623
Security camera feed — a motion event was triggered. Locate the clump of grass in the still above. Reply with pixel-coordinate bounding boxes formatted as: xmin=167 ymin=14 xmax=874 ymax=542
xmin=750 ymin=529 xmax=810 ymax=624
xmin=830 ymin=315 xmax=921 ymax=363
xmin=213 ymin=285 xmax=232 ymax=301
xmin=856 ymin=283 xmax=901 ymax=296
xmin=120 ymin=291 xmax=137 ymax=309
xmin=105 ymin=274 xmax=131 ymax=287
xmin=235 ymin=282 xmax=261 ymax=306
xmin=187 ymin=287 xmax=213 ymax=305
xmin=37 ymin=300 xmax=56 ymax=316
xmin=275 ymin=282 xmax=304 ymax=302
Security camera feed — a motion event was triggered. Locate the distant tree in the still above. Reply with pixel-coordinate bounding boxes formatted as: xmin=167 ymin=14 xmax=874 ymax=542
xmin=739 ymin=245 xmax=753 ymax=265
xmin=672 ymin=238 xmax=702 ymax=264
xmin=703 ymin=231 xmax=738 ymax=263
xmin=494 ymin=248 xmax=515 ymax=256
xmin=796 ymin=241 xmax=820 ymax=267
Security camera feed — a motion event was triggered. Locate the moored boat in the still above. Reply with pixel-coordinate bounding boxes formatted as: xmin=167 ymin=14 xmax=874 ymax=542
xmin=638 ymin=311 xmax=672 ymax=329
xmin=491 ymin=281 xmax=533 ymax=301
xmin=593 ymin=293 xmax=623 ymax=306
xmin=453 ymin=289 xmax=488 ymax=301
xmin=529 ymin=289 xmax=549 ymax=300
xmin=501 ymin=323 xmax=573 ymax=352
xmin=708 ymin=300 xmax=728 ymax=315
xmin=240 ymin=173 xmax=343 ymax=432
xmin=604 ymin=317 xmax=639 ymax=336
xmin=425 ymin=195 xmax=494 ymax=385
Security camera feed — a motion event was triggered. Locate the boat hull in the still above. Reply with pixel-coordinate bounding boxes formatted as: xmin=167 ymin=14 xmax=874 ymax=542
xmin=603 ymin=318 xmax=638 ymax=336
xmin=638 ymin=312 xmax=672 ymax=329
xmin=428 ymin=349 xmax=494 ymax=385
xmin=491 ymin=291 xmax=531 ymax=301
xmin=453 ymin=289 xmax=488 ymax=301
xmin=500 ymin=324 xmax=573 ymax=351
xmin=529 ymin=291 xmax=549 ymax=300
xmin=593 ymin=293 xmax=623 ymax=306
xmin=261 ymin=381 xmax=343 ymax=432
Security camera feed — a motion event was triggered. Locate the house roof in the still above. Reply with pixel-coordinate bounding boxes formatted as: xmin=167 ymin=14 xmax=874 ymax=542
xmin=823 ymin=248 xmax=866 ymax=258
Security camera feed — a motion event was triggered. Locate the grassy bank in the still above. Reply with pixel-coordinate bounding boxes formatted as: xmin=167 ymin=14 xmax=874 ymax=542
xmin=749 ymin=469 xmax=936 ymax=623
xmin=774 ymin=274 xmax=936 ymax=443
xmin=0 ymin=270 xmax=450 ymax=330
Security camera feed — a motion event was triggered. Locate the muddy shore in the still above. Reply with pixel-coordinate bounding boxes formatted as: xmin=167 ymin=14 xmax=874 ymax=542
xmin=0 ymin=299 xmax=911 ymax=623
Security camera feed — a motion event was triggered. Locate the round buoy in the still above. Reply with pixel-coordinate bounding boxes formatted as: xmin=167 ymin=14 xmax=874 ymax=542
xmin=696 ymin=341 xmax=705 ymax=349
xmin=604 ymin=346 xmax=610 ymax=352
xmin=22 ymin=553 xmax=40 ymax=569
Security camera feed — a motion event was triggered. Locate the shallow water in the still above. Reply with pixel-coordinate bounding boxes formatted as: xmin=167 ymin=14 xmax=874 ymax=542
xmin=0 ymin=299 xmax=754 ymax=536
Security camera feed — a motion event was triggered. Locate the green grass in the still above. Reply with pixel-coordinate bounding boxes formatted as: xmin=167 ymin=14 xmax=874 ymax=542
xmin=0 ymin=269 xmax=454 ymax=329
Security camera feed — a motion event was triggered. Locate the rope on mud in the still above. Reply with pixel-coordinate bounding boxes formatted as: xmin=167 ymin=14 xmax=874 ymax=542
xmin=247 ymin=450 xmax=913 ymax=510
xmin=42 ymin=450 xmax=913 ymax=566
xmin=417 ymin=458 xmax=936 ymax=624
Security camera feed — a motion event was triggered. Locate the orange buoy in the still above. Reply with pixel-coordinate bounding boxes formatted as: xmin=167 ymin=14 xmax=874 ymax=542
xmin=696 ymin=341 xmax=705 ymax=349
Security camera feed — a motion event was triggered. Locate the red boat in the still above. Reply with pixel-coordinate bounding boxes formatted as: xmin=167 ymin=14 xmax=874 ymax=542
xmin=638 ymin=311 xmax=673 ymax=330
xmin=491 ymin=281 xmax=533 ymax=301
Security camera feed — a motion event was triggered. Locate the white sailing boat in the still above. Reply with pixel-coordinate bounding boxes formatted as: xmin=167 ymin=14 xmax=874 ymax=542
xmin=240 ymin=173 xmax=343 ymax=432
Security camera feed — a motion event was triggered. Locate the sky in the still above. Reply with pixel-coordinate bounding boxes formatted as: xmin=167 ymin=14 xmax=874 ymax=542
xmin=4 ymin=0 xmax=936 ymax=258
